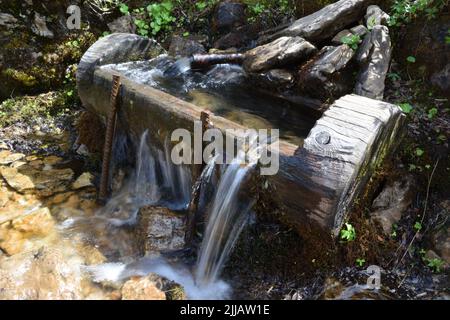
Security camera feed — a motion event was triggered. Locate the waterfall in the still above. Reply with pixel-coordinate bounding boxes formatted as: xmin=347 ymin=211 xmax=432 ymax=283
xmin=194 ymin=136 xmax=264 ymax=287
xmin=98 ymin=130 xmax=191 ymax=225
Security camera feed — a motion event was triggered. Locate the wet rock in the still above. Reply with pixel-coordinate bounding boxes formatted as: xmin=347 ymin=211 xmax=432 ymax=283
xmin=431 ymin=63 xmax=450 ymax=94
xmin=108 ymin=15 xmax=135 ymax=34
xmin=258 ymin=0 xmax=369 ymax=44
xmin=138 ymin=206 xmax=186 ymax=255
xmin=370 ymin=175 xmax=415 ymax=235
xmin=0 ymin=150 xmax=25 ymax=165
xmin=0 ymin=165 xmax=74 ymax=196
xmin=72 ymin=172 xmax=94 ymax=190
xmin=168 ymin=35 xmax=206 ymax=58
xmin=31 ymin=12 xmax=54 ymax=38
xmin=0 ymin=12 xmax=18 ymax=28
xmin=0 ymin=206 xmax=56 ymax=255
xmin=249 ymin=69 xmax=295 ymax=91
xmin=121 ymin=275 xmax=166 ymax=300
xmin=244 ymin=36 xmax=317 ymax=73
xmin=354 ymin=25 xmax=392 ymax=100
xmin=0 ymin=246 xmax=84 ymax=299
xmin=298 ymin=44 xmax=355 ymax=98
xmin=364 ymin=5 xmax=389 ymax=29
xmin=212 ymin=0 xmax=247 ymax=34
xmin=11 ymin=207 xmax=55 ymax=237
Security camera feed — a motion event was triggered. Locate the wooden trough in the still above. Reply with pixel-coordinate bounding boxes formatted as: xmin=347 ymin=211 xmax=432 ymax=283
xmin=77 ymin=33 xmax=405 ymax=237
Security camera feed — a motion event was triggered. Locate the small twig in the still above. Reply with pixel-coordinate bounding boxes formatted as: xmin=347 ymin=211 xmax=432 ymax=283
xmin=395 ymin=158 xmax=440 ymax=268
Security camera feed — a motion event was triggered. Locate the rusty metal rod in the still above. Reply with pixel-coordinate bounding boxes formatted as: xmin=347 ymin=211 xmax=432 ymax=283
xmin=185 ymin=111 xmax=212 ymax=245
xmin=98 ymin=75 xmax=121 ymax=204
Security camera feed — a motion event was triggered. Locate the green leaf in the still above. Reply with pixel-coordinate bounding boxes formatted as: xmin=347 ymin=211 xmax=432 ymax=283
xmin=427 ymin=107 xmax=438 ymax=119
xmin=414 ymin=221 xmax=423 ymax=231
xmin=399 ymin=103 xmax=413 ymax=114
xmin=415 ymin=148 xmax=424 ymax=157
xmin=407 ymin=56 xmax=416 ymax=63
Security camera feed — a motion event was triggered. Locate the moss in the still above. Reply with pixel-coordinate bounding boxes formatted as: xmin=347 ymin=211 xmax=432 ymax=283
xmin=2 ymin=69 xmax=37 ymax=87
xmin=0 ymin=91 xmax=70 ymax=127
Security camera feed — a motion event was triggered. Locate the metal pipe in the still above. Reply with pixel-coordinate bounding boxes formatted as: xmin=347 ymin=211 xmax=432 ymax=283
xmin=190 ymin=53 xmax=245 ymax=70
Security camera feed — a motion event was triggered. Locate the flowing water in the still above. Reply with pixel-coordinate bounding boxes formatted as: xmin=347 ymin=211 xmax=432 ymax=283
xmin=102 ymin=56 xmax=317 ymax=146
xmin=86 ymin=132 xmax=266 ymax=299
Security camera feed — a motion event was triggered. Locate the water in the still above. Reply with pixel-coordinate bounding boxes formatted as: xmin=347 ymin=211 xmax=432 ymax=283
xmin=102 ymin=57 xmax=317 ymax=146
xmin=86 ymin=134 xmax=265 ymax=298
xmin=194 ymin=156 xmax=255 ymax=286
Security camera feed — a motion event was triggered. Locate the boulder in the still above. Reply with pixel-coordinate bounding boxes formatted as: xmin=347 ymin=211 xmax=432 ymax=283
xmin=244 ymin=36 xmax=317 ymax=73
xmin=138 ymin=206 xmax=186 ymax=255
xmin=365 ymin=5 xmax=390 ymax=29
xmin=212 ymin=0 xmax=247 ymax=33
xmin=258 ymin=0 xmax=370 ymax=44
xmin=121 ymin=275 xmax=166 ymax=300
xmin=249 ymin=69 xmax=295 ymax=91
xmin=107 ymin=15 xmax=135 ymax=34
xmin=298 ymin=44 xmax=355 ymax=98
xmin=168 ymin=35 xmax=206 ymax=58
xmin=354 ymin=25 xmax=392 ymax=100
xmin=370 ymin=175 xmax=415 ymax=235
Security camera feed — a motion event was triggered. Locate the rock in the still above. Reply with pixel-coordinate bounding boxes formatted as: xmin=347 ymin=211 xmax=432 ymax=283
xmin=213 ymin=24 xmax=261 ymax=50
xmin=168 ymin=35 xmax=206 ymax=58
xmin=0 ymin=166 xmax=35 ymax=192
xmin=258 ymin=0 xmax=370 ymax=44
xmin=364 ymin=5 xmax=389 ymax=29
xmin=370 ymin=175 xmax=415 ymax=235
xmin=0 ymin=150 xmax=25 ymax=165
xmin=0 ymin=246 xmax=84 ymax=299
xmin=11 ymin=207 xmax=55 ymax=237
xmin=121 ymin=275 xmax=166 ymax=300
xmin=355 ymin=25 xmax=392 ymax=100
xmin=107 ymin=15 xmax=135 ymax=34
xmin=72 ymin=172 xmax=94 ymax=190
xmin=31 ymin=12 xmax=54 ymax=38
xmin=0 ymin=12 xmax=18 ymax=28
xmin=298 ymin=44 xmax=355 ymax=99
xmin=350 ymin=25 xmax=369 ymax=37
xmin=431 ymin=63 xmax=450 ymax=95
xmin=212 ymin=0 xmax=247 ymax=34
xmin=331 ymin=29 xmax=353 ymax=45
xmin=243 ymin=36 xmax=317 ymax=73
xmin=76 ymin=144 xmax=90 ymax=156
xmin=138 ymin=206 xmax=186 ymax=255
xmin=0 ymin=206 xmax=56 ymax=255
xmin=249 ymin=69 xmax=295 ymax=91
xmin=0 ymin=165 xmax=74 ymax=196
xmin=331 ymin=26 xmax=367 ymax=45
